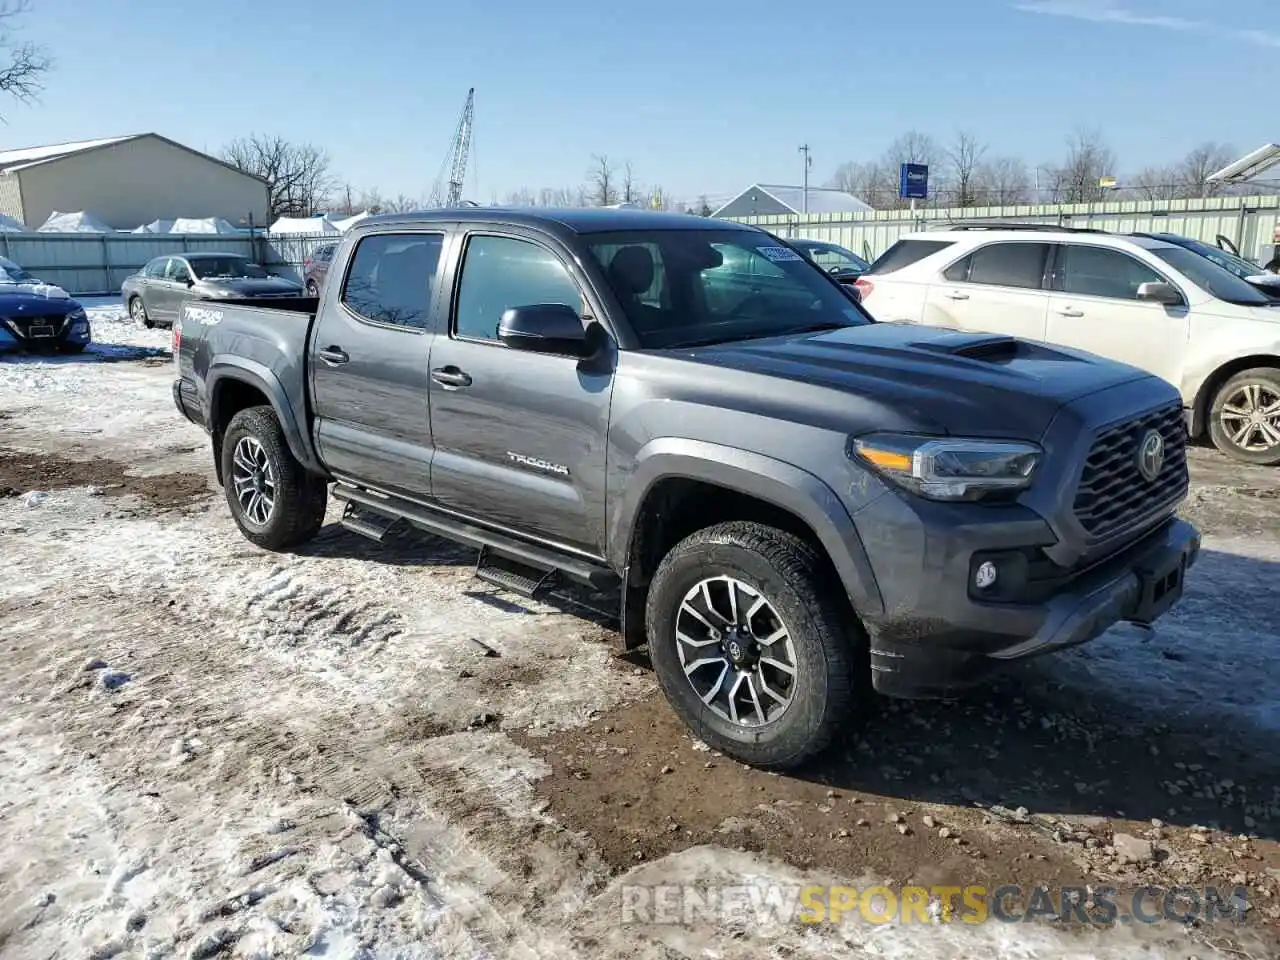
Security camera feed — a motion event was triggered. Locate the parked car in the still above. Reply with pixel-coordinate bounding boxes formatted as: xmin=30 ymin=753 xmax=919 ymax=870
xmin=855 ymin=223 xmax=1280 ymax=465
xmin=785 ymin=238 xmax=872 ymax=285
xmin=303 ymin=242 xmax=339 ymax=296
xmin=172 ymin=209 xmax=1198 ymax=769
xmin=0 ymin=254 xmax=90 ymax=354
xmin=1130 ymin=232 xmax=1280 ymax=300
xmin=122 ymin=252 xmax=304 ymax=329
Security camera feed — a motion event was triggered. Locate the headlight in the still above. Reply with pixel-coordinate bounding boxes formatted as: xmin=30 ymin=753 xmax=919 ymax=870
xmin=850 ymin=433 xmax=1041 ymax=502
xmin=68 ymin=307 xmax=86 ymax=321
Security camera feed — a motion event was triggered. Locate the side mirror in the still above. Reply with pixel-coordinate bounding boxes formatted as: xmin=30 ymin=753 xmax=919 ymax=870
xmin=1136 ymin=281 xmax=1182 ymax=306
xmin=499 ymin=303 xmax=592 ymax=356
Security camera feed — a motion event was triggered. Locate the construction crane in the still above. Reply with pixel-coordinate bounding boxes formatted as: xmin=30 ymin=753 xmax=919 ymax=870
xmin=429 ymin=88 xmax=475 ymax=207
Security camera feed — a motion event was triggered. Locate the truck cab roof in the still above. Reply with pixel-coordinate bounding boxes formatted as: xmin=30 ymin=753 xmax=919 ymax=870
xmin=360 ymin=207 xmax=755 ymax=235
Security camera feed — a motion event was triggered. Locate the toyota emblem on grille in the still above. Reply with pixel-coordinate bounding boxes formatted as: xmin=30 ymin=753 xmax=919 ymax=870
xmin=1137 ymin=429 xmax=1165 ymax=482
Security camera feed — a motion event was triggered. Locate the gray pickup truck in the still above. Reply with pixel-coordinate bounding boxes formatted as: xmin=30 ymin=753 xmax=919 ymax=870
xmin=173 ymin=208 xmax=1200 ymax=769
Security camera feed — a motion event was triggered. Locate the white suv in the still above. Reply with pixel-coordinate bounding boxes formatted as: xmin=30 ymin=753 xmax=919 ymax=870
xmin=854 ymin=225 xmax=1280 ymax=465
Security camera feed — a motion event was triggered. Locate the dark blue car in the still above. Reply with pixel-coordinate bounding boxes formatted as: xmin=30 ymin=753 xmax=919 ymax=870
xmin=0 ymin=256 xmax=91 ymax=353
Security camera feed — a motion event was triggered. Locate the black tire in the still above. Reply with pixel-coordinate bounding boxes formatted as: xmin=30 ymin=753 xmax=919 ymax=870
xmin=305 ymin=280 xmax=319 ymax=297
xmin=129 ymin=296 xmax=154 ymax=329
xmin=1208 ymin=367 xmax=1280 ymax=466
xmin=220 ymin=405 xmax=327 ymax=550
xmin=645 ymin=521 xmax=862 ymax=770
xmin=57 ymin=342 xmax=86 ymax=354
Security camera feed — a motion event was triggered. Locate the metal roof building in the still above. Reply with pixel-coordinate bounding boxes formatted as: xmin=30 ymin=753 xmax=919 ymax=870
xmin=713 ymin=183 xmax=873 ymax=219
xmin=0 ymin=134 xmax=270 ymax=231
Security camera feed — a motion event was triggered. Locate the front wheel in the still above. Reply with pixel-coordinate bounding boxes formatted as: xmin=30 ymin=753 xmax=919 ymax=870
xmin=645 ymin=521 xmax=862 ymax=770
xmin=1208 ymin=368 xmax=1280 ymax=466
xmin=220 ymin=405 xmax=328 ymax=550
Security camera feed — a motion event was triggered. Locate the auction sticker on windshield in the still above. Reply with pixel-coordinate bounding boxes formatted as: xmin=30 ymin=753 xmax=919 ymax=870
xmin=757 ymin=245 xmax=803 ymax=262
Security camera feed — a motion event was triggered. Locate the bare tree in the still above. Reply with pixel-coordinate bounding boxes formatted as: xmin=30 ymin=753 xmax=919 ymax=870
xmin=0 ymin=1 xmax=50 ymax=115
xmin=944 ymin=132 xmax=988 ymax=207
xmin=1178 ymin=142 xmax=1235 ymax=198
xmin=588 ymin=155 xmax=617 ymax=206
xmin=827 ymin=161 xmax=894 ymax=209
xmin=621 ymin=161 xmax=642 ymax=204
xmin=975 ymin=156 xmax=1032 ymax=205
xmin=1128 ymin=166 xmax=1179 ymax=202
xmin=223 ymin=135 xmax=335 ymax=220
xmin=503 ymin=187 xmax=537 ymax=206
xmin=696 ymin=194 xmax=713 ymax=217
xmin=1051 ymin=128 xmax=1117 ymax=204
xmin=381 ymin=193 xmax=421 ymax=213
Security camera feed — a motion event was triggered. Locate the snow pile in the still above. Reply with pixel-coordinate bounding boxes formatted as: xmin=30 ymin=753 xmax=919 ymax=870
xmin=268 ymin=215 xmax=339 ymax=236
xmin=0 ymin=213 xmax=26 ymax=231
xmin=132 ymin=219 xmax=175 ymax=235
xmin=170 ymin=217 xmax=243 ymax=235
xmin=37 ymin=210 xmax=114 ymax=233
xmin=331 ymin=210 xmax=371 ymax=232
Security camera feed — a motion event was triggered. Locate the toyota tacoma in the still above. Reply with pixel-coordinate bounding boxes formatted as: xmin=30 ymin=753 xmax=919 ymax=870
xmin=172 ymin=209 xmax=1200 ymax=769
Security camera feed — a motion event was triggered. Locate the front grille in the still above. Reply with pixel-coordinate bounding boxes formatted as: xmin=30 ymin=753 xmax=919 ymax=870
xmin=5 ymin=315 xmax=66 ymax=335
xmin=1073 ymin=403 xmax=1188 ymax=541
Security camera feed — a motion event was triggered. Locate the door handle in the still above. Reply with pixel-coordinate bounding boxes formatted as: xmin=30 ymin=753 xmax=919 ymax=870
xmin=431 ymin=366 xmax=473 ymax=389
xmin=318 ymin=345 xmax=349 ymax=364
xmin=943 ymin=291 xmax=969 ymax=300
xmin=1056 ymin=308 xmax=1084 ymax=318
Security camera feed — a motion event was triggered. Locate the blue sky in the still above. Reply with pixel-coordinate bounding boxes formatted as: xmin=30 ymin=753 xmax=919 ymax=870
xmin=9 ymin=0 xmax=1277 ymax=205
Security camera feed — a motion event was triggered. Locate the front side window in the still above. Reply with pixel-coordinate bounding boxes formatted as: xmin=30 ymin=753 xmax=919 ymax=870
xmin=1148 ymin=245 xmax=1273 ymax=306
xmin=341 ymin=232 xmax=443 ymax=329
xmin=1058 ymin=245 xmax=1162 ymax=300
xmin=587 ymin=228 xmax=872 ymax=349
xmin=454 ymin=235 xmax=583 ymax=342
xmin=800 ymin=243 xmax=870 ymax=272
xmin=965 ymin=242 xmax=1050 ymax=289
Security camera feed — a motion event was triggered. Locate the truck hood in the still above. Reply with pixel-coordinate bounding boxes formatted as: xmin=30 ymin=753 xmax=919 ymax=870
xmin=686 ymin=321 xmax=1152 ymax=440
xmin=200 ymin=276 xmax=303 ymax=296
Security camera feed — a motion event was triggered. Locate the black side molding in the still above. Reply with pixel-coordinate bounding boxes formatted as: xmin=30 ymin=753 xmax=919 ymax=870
xmin=331 ymin=483 xmax=619 ymax=590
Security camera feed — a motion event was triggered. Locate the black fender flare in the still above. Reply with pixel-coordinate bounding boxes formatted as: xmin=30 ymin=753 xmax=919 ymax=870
xmin=206 ymin=357 xmax=324 ymax=476
xmin=609 ymin=438 xmax=884 ymax=618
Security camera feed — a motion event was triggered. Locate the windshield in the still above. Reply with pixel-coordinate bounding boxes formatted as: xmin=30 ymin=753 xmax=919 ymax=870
xmin=795 ymin=242 xmax=870 ymax=272
xmin=586 ymin=229 xmax=872 ymax=349
xmin=1178 ymin=239 xmax=1267 ymax=279
xmin=190 ymin=256 xmax=268 ymax=280
xmin=1148 ymin=246 xmax=1274 ymax=306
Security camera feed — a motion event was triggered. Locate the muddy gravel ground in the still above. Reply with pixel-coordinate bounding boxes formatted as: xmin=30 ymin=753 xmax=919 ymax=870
xmin=1 ymin=333 xmax=1279 ymax=959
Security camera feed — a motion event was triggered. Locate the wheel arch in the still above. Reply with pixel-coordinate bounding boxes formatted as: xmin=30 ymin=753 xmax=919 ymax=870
xmin=611 ymin=440 xmax=884 ymax=636
xmin=207 ymin=358 xmax=323 ymax=484
xmin=1189 ymin=354 xmax=1280 ymax=437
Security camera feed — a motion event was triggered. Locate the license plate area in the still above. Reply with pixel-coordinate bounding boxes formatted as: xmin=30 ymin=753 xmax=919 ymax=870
xmin=28 ymin=324 xmax=55 ymax=338
xmin=1130 ymin=553 xmax=1186 ymax=624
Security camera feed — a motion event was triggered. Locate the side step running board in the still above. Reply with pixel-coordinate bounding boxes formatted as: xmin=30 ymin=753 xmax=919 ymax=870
xmin=475 ymin=545 xmax=560 ymax=599
xmin=340 ymin=502 xmax=398 ymax=542
xmin=331 ymin=483 xmax=618 ymax=590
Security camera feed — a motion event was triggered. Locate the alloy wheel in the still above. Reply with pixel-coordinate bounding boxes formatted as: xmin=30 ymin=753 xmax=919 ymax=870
xmin=675 ymin=575 xmax=798 ymax=727
xmin=231 ymin=436 xmax=276 ymax=526
xmin=1220 ymin=383 xmax=1280 ymax=453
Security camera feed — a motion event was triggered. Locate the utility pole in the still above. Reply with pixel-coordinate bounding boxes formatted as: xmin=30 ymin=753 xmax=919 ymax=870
xmin=798 ymin=144 xmax=813 ymax=215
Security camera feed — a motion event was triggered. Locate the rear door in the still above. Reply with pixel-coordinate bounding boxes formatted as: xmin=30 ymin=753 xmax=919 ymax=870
xmin=426 ymin=227 xmax=613 ymax=555
xmin=1044 ymin=242 xmax=1189 ymax=385
xmin=922 ymin=241 xmax=1052 ymax=340
xmin=310 ymin=229 xmax=447 ymax=500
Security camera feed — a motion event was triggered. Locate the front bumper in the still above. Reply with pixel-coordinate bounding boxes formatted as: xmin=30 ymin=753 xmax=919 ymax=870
xmin=861 ymin=509 xmax=1200 ymax=699
xmin=0 ymin=314 xmax=90 ymax=350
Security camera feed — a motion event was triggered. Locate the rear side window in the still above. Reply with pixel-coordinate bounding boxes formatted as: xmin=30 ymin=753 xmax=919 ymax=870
xmin=963 ymin=242 xmax=1050 ymax=290
xmin=341 ymin=233 xmax=443 ymax=329
xmin=1057 ymin=244 xmax=1164 ymax=300
xmin=866 ymin=239 xmax=953 ymax=275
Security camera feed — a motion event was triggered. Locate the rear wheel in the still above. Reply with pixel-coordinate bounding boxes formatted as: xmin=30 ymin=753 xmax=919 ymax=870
xmin=220 ymin=406 xmax=328 ymax=550
xmin=128 ymin=296 xmax=153 ymax=329
xmin=645 ymin=521 xmax=862 ymax=770
xmin=1208 ymin=368 xmax=1280 ymax=466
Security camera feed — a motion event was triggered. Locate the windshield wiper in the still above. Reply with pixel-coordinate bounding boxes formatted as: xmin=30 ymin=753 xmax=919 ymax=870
xmin=779 ymin=321 xmax=851 ymax=336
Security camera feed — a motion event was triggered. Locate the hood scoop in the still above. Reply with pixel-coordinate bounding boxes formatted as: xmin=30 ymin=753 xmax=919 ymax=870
xmin=911 ymin=331 xmax=1024 ymax=362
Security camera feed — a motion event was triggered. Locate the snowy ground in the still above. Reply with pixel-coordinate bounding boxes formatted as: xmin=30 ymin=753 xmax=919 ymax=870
xmin=1 ymin=309 xmax=1278 ymax=959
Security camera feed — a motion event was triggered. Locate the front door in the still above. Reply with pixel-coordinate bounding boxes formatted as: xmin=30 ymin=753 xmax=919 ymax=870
xmin=922 ymin=240 xmax=1052 ymax=340
xmin=153 ymin=257 xmax=193 ymax=325
xmin=310 ymin=230 xmax=446 ymax=500
xmin=1044 ymin=243 xmax=1188 ymax=387
xmin=427 ymin=230 xmax=613 ymax=556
